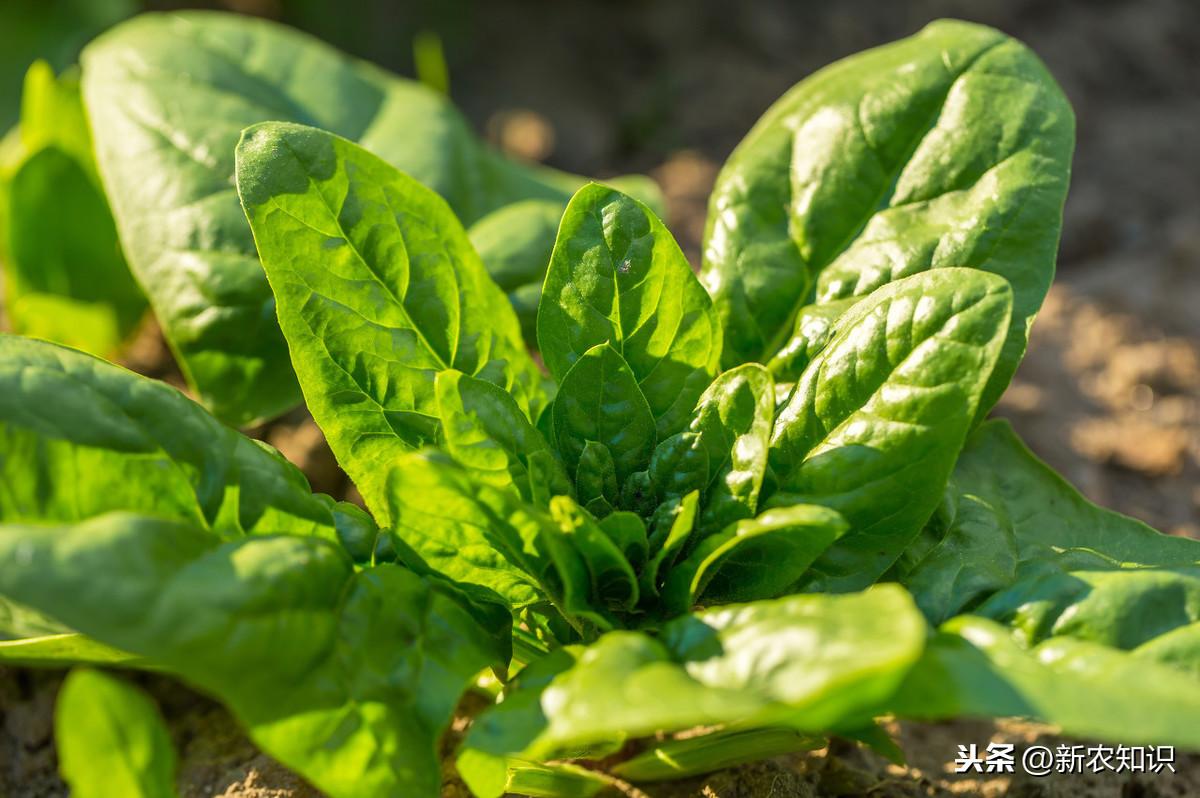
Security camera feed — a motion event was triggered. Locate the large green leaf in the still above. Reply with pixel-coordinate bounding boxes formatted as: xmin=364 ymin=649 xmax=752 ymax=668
xmin=0 ymin=335 xmax=370 ymax=552
xmin=900 ymin=420 xmax=1200 ymax=623
xmin=81 ymin=11 xmax=657 ymax=424
xmin=466 ymin=585 xmax=925 ymax=760
xmin=767 ymin=269 xmax=1011 ymax=591
xmin=56 ymin=669 xmax=177 ymax=798
xmin=2 ymin=63 xmax=144 ymax=357
xmin=237 ymin=122 xmax=544 ymax=523
xmin=702 ymin=19 xmax=1073 ymax=418
xmin=552 ymin=342 xmax=656 ymax=485
xmin=891 ymin=616 xmax=1200 ymax=749
xmin=539 ymin=184 xmax=721 ymax=439
xmin=0 ymin=513 xmax=503 ymax=798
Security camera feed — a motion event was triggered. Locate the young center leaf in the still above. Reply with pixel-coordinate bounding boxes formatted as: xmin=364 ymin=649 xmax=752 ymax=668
xmin=56 ymin=669 xmax=177 ymax=798
xmin=702 ymin=19 xmax=1073 ymax=418
xmin=552 ymin=342 xmax=656 ymax=485
xmin=0 ymin=513 xmax=505 ymax=798
xmin=539 ymin=184 xmax=721 ymax=439
xmin=82 ymin=11 xmax=659 ymax=424
xmin=768 ymin=269 xmax=1012 ymax=591
xmin=236 ymin=121 xmax=544 ymax=524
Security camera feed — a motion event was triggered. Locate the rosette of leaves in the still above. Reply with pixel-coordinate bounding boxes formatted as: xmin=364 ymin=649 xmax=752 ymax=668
xmin=3 ymin=18 xmax=1200 ymax=798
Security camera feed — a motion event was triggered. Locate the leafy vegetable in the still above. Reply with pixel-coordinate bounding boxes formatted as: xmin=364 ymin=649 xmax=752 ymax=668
xmin=1 ymin=62 xmax=144 ymax=356
xmin=6 ymin=14 xmax=1200 ymax=798
xmin=236 ymin=121 xmax=545 ymax=520
xmin=890 ymin=615 xmax=1200 ymax=749
xmin=538 ymin=183 xmax=721 ymax=439
xmin=81 ymin=11 xmax=658 ymax=424
xmin=702 ymin=18 xmax=1073 ymax=417
xmin=899 ymin=420 xmax=1200 ymax=623
xmin=768 ymin=268 xmax=1012 ymax=590
xmin=56 ymin=668 xmax=177 ymax=798
xmin=0 ymin=512 xmax=505 ymax=798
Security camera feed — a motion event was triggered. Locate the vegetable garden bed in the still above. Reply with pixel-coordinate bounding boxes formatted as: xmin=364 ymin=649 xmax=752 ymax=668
xmin=2 ymin=4 xmax=1199 ymax=798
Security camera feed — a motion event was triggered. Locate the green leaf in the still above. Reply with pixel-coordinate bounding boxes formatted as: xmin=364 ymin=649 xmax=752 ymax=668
xmin=575 ymin=440 xmax=619 ymax=512
xmin=1134 ymin=623 xmax=1200 ymax=680
xmin=765 ymin=298 xmax=854 ymax=383
xmin=597 ymin=511 xmax=649 ymax=572
xmin=891 ymin=616 xmax=1200 ymax=749
xmin=468 ymin=199 xmax=562 ymax=342
xmin=2 ymin=63 xmax=145 ymax=357
xmin=237 ymin=121 xmax=544 ymax=523
xmin=0 ymin=512 xmax=503 ymax=798
xmin=0 ymin=335 xmax=367 ymax=551
xmin=768 ymin=269 xmax=1012 ymax=591
xmin=550 ymin=496 xmax=639 ymax=611
xmin=611 ymin=727 xmax=823 ymax=782
xmin=900 ymin=420 xmax=1200 ymax=623
xmin=660 ymin=505 xmax=848 ymax=615
xmin=539 ymin=184 xmax=721 ymax=438
xmin=0 ymin=634 xmax=141 ymax=667
xmin=435 ymin=369 xmax=562 ymax=502
xmin=56 ymin=669 xmax=177 ymax=798
xmin=466 ymin=585 xmax=925 ymax=760
xmin=703 ymin=18 xmax=1073 ymax=419
xmin=975 ymin=568 xmax=1200 ymax=651
xmin=0 ymin=0 xmax=133 ymax=129
xmin=689 ymin=363 xmax=776 ymax=537
xmin=383 ymin=450 xmax=551 ymax=612
xmin=552 ymin=342 xmax=656 ymax=484
xmin=82 ymin=11 xmax=655 ymax=424
xmin=641 ymin=491 xmax=701 ymax=600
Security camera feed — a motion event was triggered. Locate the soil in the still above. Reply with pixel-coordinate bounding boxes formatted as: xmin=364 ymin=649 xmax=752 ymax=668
xmin=3 ymin=0 xmax=1200 ymax=796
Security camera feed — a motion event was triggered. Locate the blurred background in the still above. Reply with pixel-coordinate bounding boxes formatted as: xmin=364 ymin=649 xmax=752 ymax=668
xmin=3 ymin=0 xmax=1199 ymax=536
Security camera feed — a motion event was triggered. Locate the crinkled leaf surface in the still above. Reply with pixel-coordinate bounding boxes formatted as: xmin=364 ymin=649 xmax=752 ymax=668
xmin=768 ymin=269 xmax=1011 ymax=591
xmin=0 ymin=513 xmax=503 ymax=798
xmin=702 ymin=18 xmax=1072 ymax=419
xmin=891 ymin=616 xmax=1200 ymax=749
xmin=661 ymin=505 xmax=847 ymax=614
xmin=689 ymin=363 xmax=775 ymax=537
xmin=56 ymin=669 xmax=177 ymax=798
xmin=82 ymin=11 xmax=654 ymax=424
xmin=539 ymin=184 xmax=721 ymax=439
xmin=467 ymin=585 xmax=925 ymax=760
xmin=237 ymin=122 xmax=544 ymax=523
xmin=900 ymin=420 xmax=1200 ymax=623
xmin=0 ymin=335 xmax=369 ymax=551
xmin=766 ymin=298 xmax=854 ymax=383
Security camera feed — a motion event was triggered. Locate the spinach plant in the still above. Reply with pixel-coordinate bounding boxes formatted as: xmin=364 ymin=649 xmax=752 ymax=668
xmin=2 ymin=16 xmax=1199 ymax=798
